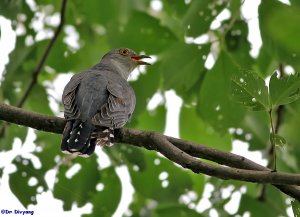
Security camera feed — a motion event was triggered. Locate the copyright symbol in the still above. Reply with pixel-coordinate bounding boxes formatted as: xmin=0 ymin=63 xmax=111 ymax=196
xmin=1 ymin=209 xmax=5 ymax=214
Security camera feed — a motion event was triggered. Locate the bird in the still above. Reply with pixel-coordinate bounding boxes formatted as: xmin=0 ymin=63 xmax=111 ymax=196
xmin=61 ymin=48 xmax=151 ymax=157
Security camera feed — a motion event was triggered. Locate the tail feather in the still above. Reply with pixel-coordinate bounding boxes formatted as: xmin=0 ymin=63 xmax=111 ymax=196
xmin=61 ymin=120 xmax=95 ymax=157
xmin=68 ymin=120 xmax=93 ymax=151
xmin=61 ymin=120 xmax=73 ymax=152
xmin=81 ymin=138 xmax=97 ymax=157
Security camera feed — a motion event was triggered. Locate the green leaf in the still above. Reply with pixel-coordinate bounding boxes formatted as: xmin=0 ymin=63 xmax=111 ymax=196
xmin=273 ymin=134 xmax=287 ymax=148
xmin=265 ymin=4 xmax=300 ymax=54
xmin=117 ymin=144 xmax=146 ymax=171
xmin=188 ymin=169 xmax=205 ymax=197
xmin=83 ymin=167 xmax=122 ymax=217
xmin=225 ymin=20 xmax=254 ymax=67
xmin=259 ymin=0 xmax=300 ymax=71
xmin=35 ymin=0 xmax=61 ymax=11
xmin=9 ymin=156 xmax=48 ymax=207
xmin=0 ymin=0 xmax=32 ymax=21
xmin=292 ymin=200 xmax=300 ymax=217
xmin=53 ymin=156 xmax=100 ymax=210
xmin=107 ymin=10 xmax=176 ymax=53
xmin=280 ymin=101 xmax=300 ymax=170
xmin=269 ymin=72 xmax=300 ymax=106
xmin=46 ymin=34 xmax=110 ymax=73
xmin=238 ymin=191 xmax=286 ymax=216
xmin=236 ymin=111 xmax=270 ymax=150
xmin=198 ymin=52 xmax=246 ymax=133
xmin=0 ymin=125 xmax=27 ymax=151
xmin=153 ymin=204 xmax=203 ymax=217
xmin=131 ymin=105 xmax=166 ymax=133
xmin=254 ymin=45 xmax=279 ymax=77
xmin=160 ymin=43 xmax=209 ymax=97
xmin=231 ymin=70 xmax=269 ymax=111
xmin=129 ymin=151 xmax=201 ymax=203
xmin=68 ymin=0 xmax=149 ymax=27
xmin=162 ymin=0 xmax=190 ymax=19
xmin=24 ymin=84 xmax=53 ymax=115
xmin=290 ymin=0 xmax=300 ymax=7
xmin=180 ymin=105 xmax=232 ymax=151
xmin=0 ymin=167 xmax=3 ymax=177
xmin=160 ymin=0 xmax=191 ymax=38
xmin=34 ymin=131 xmax=61 ymax=171
xmin=106 ymin=144 xmax=146 ymax=171
xmin=182 ymin=0 xmax=224 ymax=37
xmin=130 ymin=62 xmax=161 ymax=118
xmin=2 ymin=36 xmax=37 ymax=104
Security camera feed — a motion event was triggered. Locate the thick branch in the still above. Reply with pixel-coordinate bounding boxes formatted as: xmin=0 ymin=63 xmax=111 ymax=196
xmin=166 ymin=136 xmax=300 ymax=200
xmin=17 ymin=0 xmax=68 ymax=108
xmin=118 ymin=127 xmax=300 ymax=185
xmin=0 ymin=102 xmax=300 ymax=200
xmin=0 ymin=103 xmax=64 ymax=133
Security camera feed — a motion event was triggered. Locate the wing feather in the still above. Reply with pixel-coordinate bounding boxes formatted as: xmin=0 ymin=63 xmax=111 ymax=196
xmin=91 ymin=81 xmax=135 ymax=128
xmin=62 ymin=72 xmax=87 ymax=119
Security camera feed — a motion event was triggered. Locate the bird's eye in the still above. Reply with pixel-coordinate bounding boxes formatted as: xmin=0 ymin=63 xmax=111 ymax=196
xmin=119 ymin=48 xmax=129 ymax=56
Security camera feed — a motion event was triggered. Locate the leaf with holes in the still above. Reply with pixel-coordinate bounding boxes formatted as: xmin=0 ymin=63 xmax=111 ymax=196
xmin=53 ymin=156 xmax=100 ymax=210
xmin=82 ymin=167 xmax=122 ymax=217
xmin=231 ymin=70 xmax=269 ymax=111
xmin=106 ymin=144 xmax=146 ymax=171
xmin=34 ymin=132 xmax=61 ymax=171
xmin=129 ymin=151 xmax=201 ymax=203
xmin=9 ymin=156 xmax=48 ymax=207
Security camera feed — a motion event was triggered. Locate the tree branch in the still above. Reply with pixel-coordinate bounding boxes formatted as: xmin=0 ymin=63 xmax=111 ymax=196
xmin=17 ymin=0 xmax=68 ymax=108
xmin=167 ymin=136 xmax=300 ymax=201
xmin=0 ymin=102 xmax=300 ymax=200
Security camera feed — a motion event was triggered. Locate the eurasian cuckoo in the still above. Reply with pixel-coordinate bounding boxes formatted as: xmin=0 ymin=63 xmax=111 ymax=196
xmin=61 ymin=48 xmax=150 ymax=157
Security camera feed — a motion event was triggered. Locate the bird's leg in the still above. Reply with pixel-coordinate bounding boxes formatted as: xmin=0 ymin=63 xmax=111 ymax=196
xmin=95 ymin=127 xmax=114 ymax=147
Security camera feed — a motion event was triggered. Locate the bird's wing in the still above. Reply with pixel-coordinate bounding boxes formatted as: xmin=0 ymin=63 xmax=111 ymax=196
xmin=62 ymin=72 xmax=88 ymax=119
xmin=92 ymin=79 xmax=136 ymax=128
xmin=74 ymin=72 xmax=109 ymax=122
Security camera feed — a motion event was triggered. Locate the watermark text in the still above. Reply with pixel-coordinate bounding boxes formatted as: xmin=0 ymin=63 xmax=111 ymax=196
xmin=1 ymin=209 xmax=34 ymax=215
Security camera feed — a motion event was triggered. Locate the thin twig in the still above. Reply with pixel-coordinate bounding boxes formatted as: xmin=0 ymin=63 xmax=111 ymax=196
xmin=258 ymin=64 xmax=286 ymax=201
xmin=17 ymin=0 xmax=68 ymax=108
xmin=0 ymin=0 xmax=67 ymax=139
xmin=269 ymin=109 xmax=277 ymax=171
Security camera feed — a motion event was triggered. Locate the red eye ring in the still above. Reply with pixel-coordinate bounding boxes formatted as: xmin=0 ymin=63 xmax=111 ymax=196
xmin=119 ymin=48 xmax=129 ymax=56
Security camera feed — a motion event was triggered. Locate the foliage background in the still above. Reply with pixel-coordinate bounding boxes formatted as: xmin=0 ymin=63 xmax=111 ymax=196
xmin=1 ymin=0 xmax=300 ymax=216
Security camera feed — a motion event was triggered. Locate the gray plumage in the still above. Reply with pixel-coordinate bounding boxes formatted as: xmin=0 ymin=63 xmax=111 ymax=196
xmin=61 ymin=48 xmax=150 ymax=157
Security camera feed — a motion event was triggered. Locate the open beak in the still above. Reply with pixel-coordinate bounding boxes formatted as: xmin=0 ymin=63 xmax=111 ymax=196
xmin=131 ymin=55 xmax=151 ymax=65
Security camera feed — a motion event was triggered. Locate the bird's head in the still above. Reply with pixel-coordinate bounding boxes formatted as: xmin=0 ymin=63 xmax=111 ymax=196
xmin=100 ymin=48 xmax=151 ymax=79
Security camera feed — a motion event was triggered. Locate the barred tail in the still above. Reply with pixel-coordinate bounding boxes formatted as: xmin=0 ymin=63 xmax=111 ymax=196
xmin=61 ymin=120 xmax=96 ymax=157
